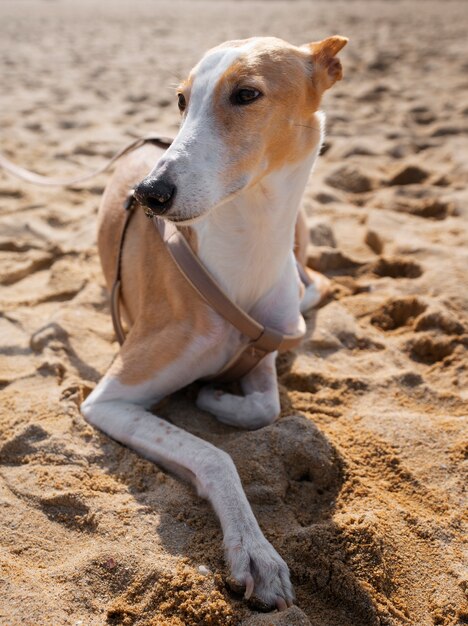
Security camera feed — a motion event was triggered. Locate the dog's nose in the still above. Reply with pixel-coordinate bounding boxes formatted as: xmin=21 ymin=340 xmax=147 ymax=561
xmin=134 ymin=177 xmax=177 ymax=214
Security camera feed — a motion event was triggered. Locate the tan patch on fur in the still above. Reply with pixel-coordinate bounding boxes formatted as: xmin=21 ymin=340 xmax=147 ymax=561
xmin=211 ymin=37 xmax=347 ymax=188
xmin=309 ymin=36 xmax=348 ymax=92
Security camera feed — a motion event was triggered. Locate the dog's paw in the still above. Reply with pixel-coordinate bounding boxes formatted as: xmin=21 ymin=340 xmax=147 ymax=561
xmin=197 ymin=386 xmax=279 ymax=429
xmin=225 ymin=533 xmax=294 ymax=610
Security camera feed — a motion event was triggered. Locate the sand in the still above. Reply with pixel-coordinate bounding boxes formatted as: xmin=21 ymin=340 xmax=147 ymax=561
xmin=0 ymin=1 xmax=467 ymax=624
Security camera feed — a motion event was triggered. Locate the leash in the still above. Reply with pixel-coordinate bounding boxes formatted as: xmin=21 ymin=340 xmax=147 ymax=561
xmin=0 ymin=133 xmax=305 ymax=382
xmin=0 ymin=134 xmax=173 ymax=186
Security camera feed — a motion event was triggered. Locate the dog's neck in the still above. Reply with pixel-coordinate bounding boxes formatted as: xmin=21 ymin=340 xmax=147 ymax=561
xmin=192 ymin=124 xmax=323 ymax=311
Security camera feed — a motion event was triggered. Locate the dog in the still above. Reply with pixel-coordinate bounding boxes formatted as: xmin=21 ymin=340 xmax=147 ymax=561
xmin=81 ymin=35 xmax=347 ymax=610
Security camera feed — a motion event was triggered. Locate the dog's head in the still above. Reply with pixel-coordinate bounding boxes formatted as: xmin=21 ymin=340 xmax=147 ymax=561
xmin=134 ymin=35 xmax=348 ymax=223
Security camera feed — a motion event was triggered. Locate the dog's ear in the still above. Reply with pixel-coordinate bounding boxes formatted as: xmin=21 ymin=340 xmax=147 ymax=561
xmin=304 ymin=35 xmax=348 ymax=91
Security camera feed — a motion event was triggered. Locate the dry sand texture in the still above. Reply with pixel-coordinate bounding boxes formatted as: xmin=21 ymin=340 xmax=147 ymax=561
xmin=1 ymin=1 xmax=467 ymax=624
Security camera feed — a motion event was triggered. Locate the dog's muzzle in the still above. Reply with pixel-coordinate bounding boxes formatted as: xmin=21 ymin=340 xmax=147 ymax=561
xmin=134 ymin=176 xmax=177 ymax=215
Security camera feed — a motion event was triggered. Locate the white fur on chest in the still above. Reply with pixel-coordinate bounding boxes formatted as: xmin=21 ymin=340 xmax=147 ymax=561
xmin=192 ymin=135 xmax=323 ymax=319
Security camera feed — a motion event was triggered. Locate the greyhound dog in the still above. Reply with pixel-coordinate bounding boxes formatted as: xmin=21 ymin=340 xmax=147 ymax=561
xmin=81 ymin=35 xmax=347 ymax=610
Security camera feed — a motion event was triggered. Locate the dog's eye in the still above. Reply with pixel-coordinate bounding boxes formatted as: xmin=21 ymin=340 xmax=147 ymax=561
xmin=231 ymin=88 xmax=262 ymax=106
xmin=177 ymin=93 xmax=187 ymax=112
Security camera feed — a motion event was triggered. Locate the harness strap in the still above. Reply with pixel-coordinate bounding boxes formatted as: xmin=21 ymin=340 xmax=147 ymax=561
xmin=154 ymin=218 xmax=305 ymax=382
xmin=155 ymin=218 xmax=304 ymax=353
xmin=111 ymin=199 xmax=305 ymax=383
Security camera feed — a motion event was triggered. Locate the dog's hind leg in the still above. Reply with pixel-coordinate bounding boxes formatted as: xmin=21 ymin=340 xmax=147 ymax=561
xmin=81 ymin=367 xmax=293 ymax=609
xmin=197 ymin=353 xmax=281 ymax=430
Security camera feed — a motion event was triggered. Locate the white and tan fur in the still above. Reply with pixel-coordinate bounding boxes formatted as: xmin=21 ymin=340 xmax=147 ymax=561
xmin=81 ymin=35 xmax=347 ymax=610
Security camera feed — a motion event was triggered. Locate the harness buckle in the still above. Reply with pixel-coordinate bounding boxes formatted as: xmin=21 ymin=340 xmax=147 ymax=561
xmin=247 ymin=344 xmax=269 ymax=360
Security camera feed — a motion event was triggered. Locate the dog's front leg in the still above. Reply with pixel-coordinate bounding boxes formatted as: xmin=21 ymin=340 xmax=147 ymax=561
xmin=197 ymin=352 xmax=280 ymax=430
xmin=81 ymin=371 xmax=293 ymax=609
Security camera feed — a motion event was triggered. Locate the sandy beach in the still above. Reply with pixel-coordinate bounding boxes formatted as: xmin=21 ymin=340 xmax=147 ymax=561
xmin=0 ymin=1 xmax=467 ymax=624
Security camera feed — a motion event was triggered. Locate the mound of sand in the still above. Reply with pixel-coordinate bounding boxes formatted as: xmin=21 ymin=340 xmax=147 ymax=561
xmin=0 ymin=1 xmax=467 ymax=624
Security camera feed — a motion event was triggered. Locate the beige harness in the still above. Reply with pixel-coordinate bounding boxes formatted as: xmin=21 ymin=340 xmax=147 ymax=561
xmin=112 ymin=191 xmax=305 ymax=383
xmin=0 ymin=134 xmax=305 ymax=383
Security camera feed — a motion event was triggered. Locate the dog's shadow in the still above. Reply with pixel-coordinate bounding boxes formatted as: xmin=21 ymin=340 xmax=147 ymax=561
xmin=93 ymin=313 xmax=386 ymax=625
